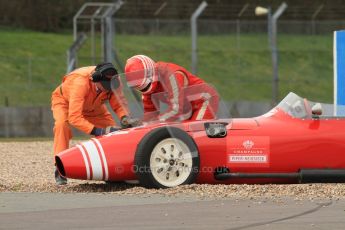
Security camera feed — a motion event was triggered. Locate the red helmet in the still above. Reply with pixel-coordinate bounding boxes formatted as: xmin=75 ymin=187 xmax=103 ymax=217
xmin=125 ymin=55 xmax=158 ymax=92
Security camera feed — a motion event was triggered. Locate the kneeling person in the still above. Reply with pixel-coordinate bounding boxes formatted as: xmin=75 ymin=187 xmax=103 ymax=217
xmin=51 ymin=63 xmax=135 ymax=185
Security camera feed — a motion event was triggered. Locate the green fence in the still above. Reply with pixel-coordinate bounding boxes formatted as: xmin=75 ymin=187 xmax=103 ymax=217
xmin=0 ymin=20 xmax=336 ymax=107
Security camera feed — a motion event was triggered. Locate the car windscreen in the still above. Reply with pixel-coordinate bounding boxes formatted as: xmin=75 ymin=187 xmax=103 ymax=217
xmin=275 ymin=92 xmax=345 ymax=119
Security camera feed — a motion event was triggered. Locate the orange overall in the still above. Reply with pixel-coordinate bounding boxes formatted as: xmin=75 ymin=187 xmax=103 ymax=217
xmin=51 ymin=66 xmax=128 ymax=155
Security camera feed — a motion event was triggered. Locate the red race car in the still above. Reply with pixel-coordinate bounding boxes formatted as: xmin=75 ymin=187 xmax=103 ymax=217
xmin=56 ymin=92 xmax=345 ymax=188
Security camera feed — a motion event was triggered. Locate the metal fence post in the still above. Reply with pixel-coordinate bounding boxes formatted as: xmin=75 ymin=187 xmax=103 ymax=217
xmin=104 ymin=16 xmax=114 ymax=63
xmin=70 ymin=1 xmax=123 ymax=69
xmin=270 ymin=2 xmax=288 ymax=105
xmin=191 ymin=1 xmax=207 ymax=75
xmin=236 ymin=3 xmax=249 ymax=50
xmin=66 ymin=33 xmax=88 ymax=73
xmin=256 ymin=2 xmax=287 ymax=105
xmin=236 ymin=4 xmax=249 ymax=83
xmin=4 ymin=107 xmax=9 ymax=137
xmin=311 ymin=4 xmax=324 ymax=35
xmin=91 ymin=6 xmax=103 ymax=65
xmin=103 ymin=1 xmax=123 ymax=63
xmin=27 ymin=56 xmax=32 ymax=88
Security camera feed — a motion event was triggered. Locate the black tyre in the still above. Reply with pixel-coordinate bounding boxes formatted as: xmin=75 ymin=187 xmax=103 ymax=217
xmin=134 ymin=127 xmax=200 ymax=188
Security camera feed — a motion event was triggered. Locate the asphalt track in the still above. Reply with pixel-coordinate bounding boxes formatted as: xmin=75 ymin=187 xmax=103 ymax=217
xmin=0 ymin=192 xmax=344 ymax=230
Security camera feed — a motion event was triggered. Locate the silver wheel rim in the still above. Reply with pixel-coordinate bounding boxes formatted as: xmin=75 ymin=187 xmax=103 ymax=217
xmin=150 ymin=138 xmax=193 ymax=187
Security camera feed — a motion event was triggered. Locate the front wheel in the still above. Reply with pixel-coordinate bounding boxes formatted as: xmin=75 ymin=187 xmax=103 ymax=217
xmin=134 ymin=127 xmax=200 ymax=188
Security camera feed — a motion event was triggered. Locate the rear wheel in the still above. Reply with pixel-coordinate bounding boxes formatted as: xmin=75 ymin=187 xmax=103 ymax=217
xmin=135 ymin=127 xmax=200 ymax=188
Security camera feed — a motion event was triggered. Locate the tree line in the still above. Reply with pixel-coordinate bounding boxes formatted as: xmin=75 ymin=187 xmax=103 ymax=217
xmin=1 ymin=0 xmax=345 ymax=32
xmin=0 ymin=0 xmax=103 ymax=32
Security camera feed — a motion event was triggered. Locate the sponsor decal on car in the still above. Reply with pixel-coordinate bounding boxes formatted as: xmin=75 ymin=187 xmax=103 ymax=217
xmin=229 ymin=155 xmax=267 ymax=163
xmin=228 ymin=136 xmax=270 ymax=167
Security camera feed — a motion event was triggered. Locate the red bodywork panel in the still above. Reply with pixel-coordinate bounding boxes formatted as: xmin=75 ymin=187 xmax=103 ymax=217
xmin=56 ymin=108 xmax=345 ymax=184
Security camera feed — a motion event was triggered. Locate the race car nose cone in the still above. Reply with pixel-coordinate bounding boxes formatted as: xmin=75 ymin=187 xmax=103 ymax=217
xmin=55 ymin=146 xmax=88 ymax=180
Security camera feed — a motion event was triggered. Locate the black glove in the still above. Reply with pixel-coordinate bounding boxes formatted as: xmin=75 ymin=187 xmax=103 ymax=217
xmin=90 ymin=126 xmax=119 ymax=136
xmin=120 ymin=116 xmax=142 ymax=128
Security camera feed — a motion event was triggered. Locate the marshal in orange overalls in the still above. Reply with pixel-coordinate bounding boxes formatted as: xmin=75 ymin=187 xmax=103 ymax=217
xmin=51 ymin=66 xmax=129 ymax=156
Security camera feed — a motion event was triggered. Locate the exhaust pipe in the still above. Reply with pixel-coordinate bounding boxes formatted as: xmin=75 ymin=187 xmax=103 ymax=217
xmin=215 ymin=172 xmax=299 ymax=180
xmin=299 ymin=169 xmax=345 ymax=183
xmin=215 ymin=169 xmax=345 ymax=183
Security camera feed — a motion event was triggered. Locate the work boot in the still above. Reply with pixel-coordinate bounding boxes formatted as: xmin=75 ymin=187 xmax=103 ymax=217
xmin=55 ymin=167 xmax=67 ymax=185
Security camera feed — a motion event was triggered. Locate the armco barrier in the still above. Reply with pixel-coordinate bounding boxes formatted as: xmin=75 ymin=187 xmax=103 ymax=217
xmin=0 ymin=101 xmax=271 ymax=137
xmin=0 ymin=106 xmax=53 ymax=137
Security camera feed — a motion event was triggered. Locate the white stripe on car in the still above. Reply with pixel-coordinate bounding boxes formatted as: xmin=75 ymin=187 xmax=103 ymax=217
xmin=77 ymin=144 xmax=91 ymax=180
xmin=92 ymin=138 xmax=109 ymax=181
xmin=82 ymin=140 xmax=104 ymax=180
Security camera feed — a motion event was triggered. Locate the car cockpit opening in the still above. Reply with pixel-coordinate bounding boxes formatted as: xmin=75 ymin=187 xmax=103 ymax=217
xmin=204 ymin=122 xmax=227 ymax=138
